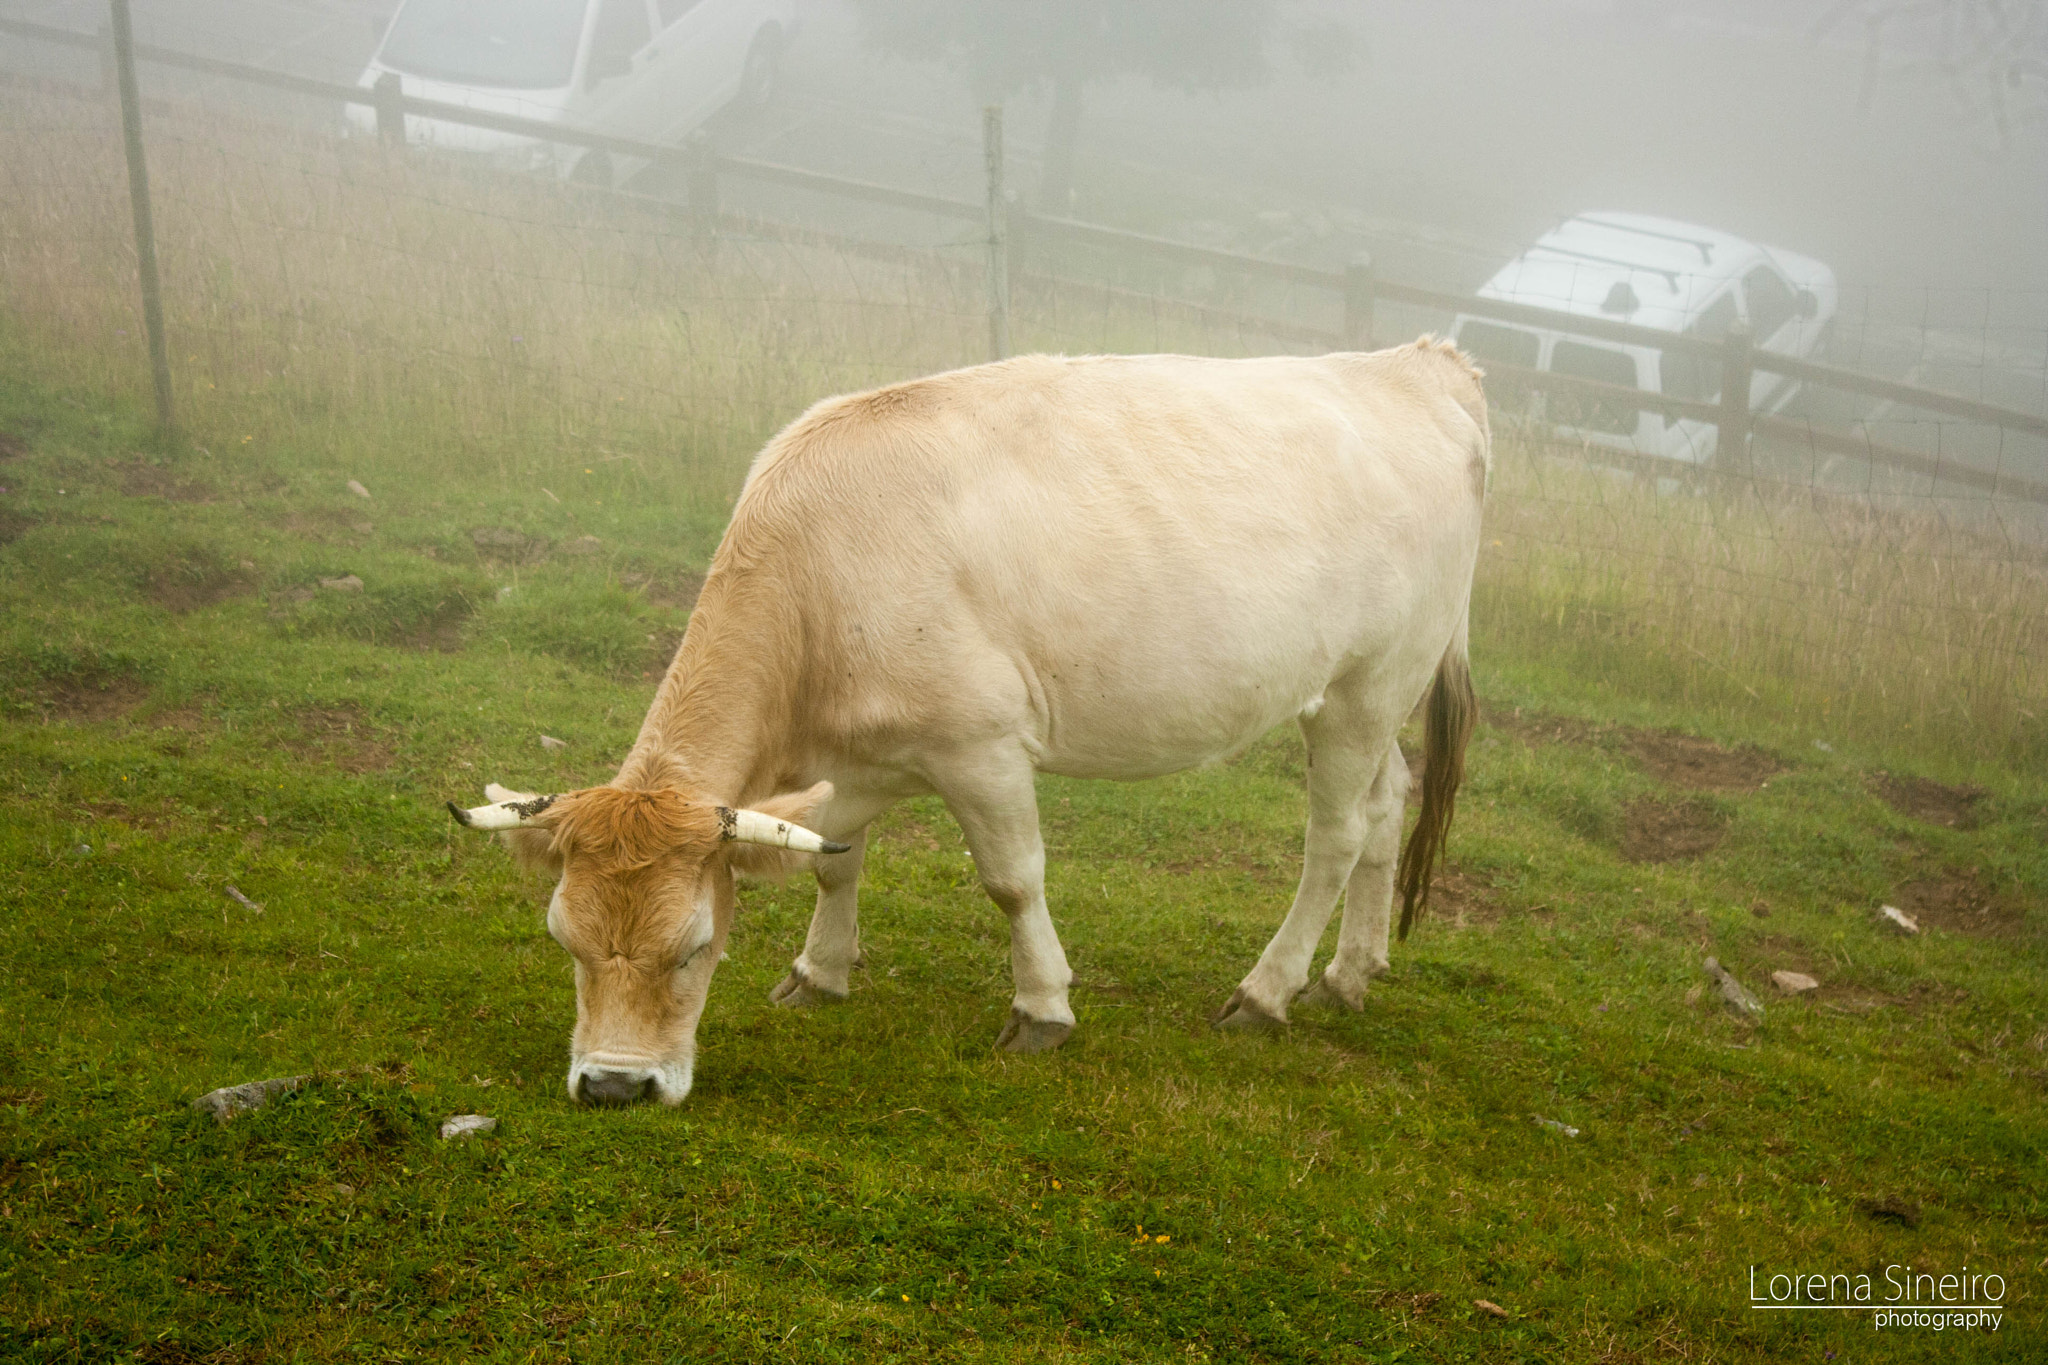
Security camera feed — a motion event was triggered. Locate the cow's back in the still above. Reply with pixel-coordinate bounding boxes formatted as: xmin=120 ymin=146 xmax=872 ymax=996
xmin=713 ymin=343 xmax=1488 ymax=777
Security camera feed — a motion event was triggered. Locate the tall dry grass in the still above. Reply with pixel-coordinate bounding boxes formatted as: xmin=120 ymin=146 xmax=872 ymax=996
xmin=1 ymin=84 xmax=2041 ymax=769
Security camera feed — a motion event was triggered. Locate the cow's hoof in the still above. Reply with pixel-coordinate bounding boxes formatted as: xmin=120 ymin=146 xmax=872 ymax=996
xmin=1298 ymin=972 xmax=1366 ymax=1013
xmin=768 ymin=965 xmax=845 ymax=1009
xmin=995 ymin=1008 xmax=1073 ymax=1054
xmin=1211 ymin=987 xmax=1287 ymax=1032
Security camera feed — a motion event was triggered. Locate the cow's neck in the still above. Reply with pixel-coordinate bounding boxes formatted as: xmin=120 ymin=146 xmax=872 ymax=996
xmin=612 ymin=577 xmax=805 ymax=805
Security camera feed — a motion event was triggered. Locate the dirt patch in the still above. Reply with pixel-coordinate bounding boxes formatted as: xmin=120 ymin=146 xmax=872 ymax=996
xmin=0 ymin=507 xmax=35 ymax=545
xmin=1628 ymin=731 xmax=1783 ymax=792
xmin=278 ymin=508 xmax=374 ymax=540
xmin=1159 ymin=847 xmax=1287 ymax=882
xmin=399 ymin=612 xmax=470 ymax=654
xmin=107 ymin=457 xmax=214 ymax=503
xmin=470 ymin=526 xmax=550 ymax=563
xmin=639 ymin=627 xmax=685 ymax=680
xmin=290 ymin=706 xmax=396 ymax=774
xmin=0 ymin=431 xmax=27 ymax=460
xmin=48 ymin=676 xmax=149 ymax=721
xmin=1421 ymin=864 xmax=1523 ymax=929
xmin=633 ymin=569 xmax=705 ymax=610
xmin=1484 ymin=704 xmax=1605 ymax=747
xmin=1889 ymin=870 xmax=2031 ymax=939
xmin=143 ymin=566 xmax=253 ymax=614
xmin=1870 ymin=772 xmax=1986 ymax=829
xmin=1621 ymin=796 xmax=1727 ymax=863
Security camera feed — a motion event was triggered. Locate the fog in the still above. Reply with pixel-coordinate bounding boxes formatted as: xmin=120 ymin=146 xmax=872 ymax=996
xmin=9 ymin=0 xmax=2041 ymax=296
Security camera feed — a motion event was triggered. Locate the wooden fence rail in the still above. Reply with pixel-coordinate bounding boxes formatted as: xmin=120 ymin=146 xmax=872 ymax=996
xmin=3 ymin=13 xmax=2043 ymax=502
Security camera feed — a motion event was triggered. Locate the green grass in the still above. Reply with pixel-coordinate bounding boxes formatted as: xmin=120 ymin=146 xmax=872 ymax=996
xmin=2 ymin=349 xmax=2045 ymax=1363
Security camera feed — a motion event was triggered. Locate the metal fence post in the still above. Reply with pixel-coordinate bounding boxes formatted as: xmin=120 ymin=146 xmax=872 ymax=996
xmin=1717 ymin=322 xmax=1754 ymax=479
xmin=1344 ymin=253 xmax=1376 ymax=351
xmin=373 ymin=70 xmax=404 ymax=146
xmin=108 ymin=0 xmax=173 ymax=436
xmin=983 ymin=104 xmax=1011 ymax=362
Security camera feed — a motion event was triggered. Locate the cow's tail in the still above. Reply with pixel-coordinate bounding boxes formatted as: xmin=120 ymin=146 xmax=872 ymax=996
xmin=1395 ymin=619 xmax=1476 ymax=940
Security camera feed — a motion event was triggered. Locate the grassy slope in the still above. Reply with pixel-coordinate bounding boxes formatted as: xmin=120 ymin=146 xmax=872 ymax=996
xmin=0 ymin=365 xmax=2043 ymax=1365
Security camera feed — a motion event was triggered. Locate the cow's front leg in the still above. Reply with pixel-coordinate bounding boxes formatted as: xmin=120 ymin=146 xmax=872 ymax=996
xmin=937 ymin=750 xmax=1075 ymax=1053
xmin=769 ymin=825 xmax=869 ymax=1007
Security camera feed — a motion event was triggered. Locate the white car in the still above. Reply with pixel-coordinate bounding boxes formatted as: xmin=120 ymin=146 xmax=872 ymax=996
xmin=1451 ymin=212 xmax=1837 ymax=466
xmin=348 ymin=0 xmax=800 ymax=185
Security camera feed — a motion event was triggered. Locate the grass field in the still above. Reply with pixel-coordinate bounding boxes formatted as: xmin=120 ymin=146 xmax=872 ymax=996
xmin=2 ymin=86 xmax=2046 ymax=1363
xmin=2 ymin=356 xmax=2045 ymax=1363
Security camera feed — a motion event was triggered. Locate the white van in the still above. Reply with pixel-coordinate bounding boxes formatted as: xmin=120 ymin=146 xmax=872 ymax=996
xmin=348 ymin=0 xmax=801 ymax=185
xmin=1451 ymin=213 xmax=1837 ymax=466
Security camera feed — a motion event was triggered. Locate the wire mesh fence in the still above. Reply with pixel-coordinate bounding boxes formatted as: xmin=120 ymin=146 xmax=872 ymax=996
xmin=0 ymin=71 xmax=2042 ymax=765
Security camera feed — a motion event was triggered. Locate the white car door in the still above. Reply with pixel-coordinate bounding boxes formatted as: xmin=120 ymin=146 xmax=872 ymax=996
xmin=642 ymin=0 xmax=757 ymax=143
xmin=575 ymin=0 xmax=661 ymax=142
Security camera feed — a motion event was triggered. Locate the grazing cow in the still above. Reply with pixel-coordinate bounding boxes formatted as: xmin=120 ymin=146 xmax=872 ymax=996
xmin=450 ymin=341 xmax=1488 ymax=1107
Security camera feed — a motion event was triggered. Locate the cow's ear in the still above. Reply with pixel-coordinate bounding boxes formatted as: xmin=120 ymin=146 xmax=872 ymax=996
xmin=501 ymin=827 xmax=563 ymax=877
xmin=724 ymin=781 xmax=836 ymax=881
xmin=475 ymin=783 xmax=564 ymax=877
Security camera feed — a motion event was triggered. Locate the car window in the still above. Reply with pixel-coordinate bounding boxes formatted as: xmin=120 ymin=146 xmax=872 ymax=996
xmin=1549 ymin=340 xmax=1640 ymax=434
xmin=657 ymin=0 xmax=703 ymax=25
xmin=1661 ymin=290 xmax=1739 ymax=404
xmin=380 ymin=0 xmax=589 ymax=90
xmin=589 ymin=0 xmax=652 ymax=76
xmin=1743 ymin=267 xmax=1797 ymax=341
xmin=1455 ymin=321 xmax=1539 ymax=370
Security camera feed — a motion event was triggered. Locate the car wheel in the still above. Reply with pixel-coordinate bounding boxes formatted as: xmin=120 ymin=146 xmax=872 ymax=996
xmin=735 ymin=26 xmax=780 ymax=112
xmin=569 ymin=149 xmax=613 ymax=189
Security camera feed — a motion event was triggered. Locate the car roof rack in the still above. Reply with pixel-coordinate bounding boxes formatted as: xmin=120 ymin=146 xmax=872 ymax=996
xmin=1525 ymin=242 xmax=1681 ymax=290
xmin=1574 ymin=216 xmax=1717 ymax=265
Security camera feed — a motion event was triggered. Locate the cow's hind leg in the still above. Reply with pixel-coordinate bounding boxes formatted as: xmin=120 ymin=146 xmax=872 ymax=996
xmin=935 ymin=748 xmax=1075 ymax=1054
xmin=1215 ymin=698 xmax=1390 ymax=1031
xmin=1299 ymin=739 xmax=1408 ymax=1012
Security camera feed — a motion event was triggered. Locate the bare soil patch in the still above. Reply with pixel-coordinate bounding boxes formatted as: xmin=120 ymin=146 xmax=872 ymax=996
xmin=1870 ymin=772 xmax=1986 ymax=829
xmin=1160 ymin=847 xmax=1287 ymax=883
xmin=1423 ymin=864 xmax=1522 ymax=929
xmin=289 ymin=705 xmax=395 ymax=774
xmin=48 ymin=676 xmax=149 ymax=721
xmin=108 ymin=457 xmax=214 ymax=503
xmin=0 ymin=431 xmax=26 ymax=460
xmin=0 ymin=507 xmax=35 ymax=545
xmin=1627 ymin=731 xmax=1783 ymax=792
xmin=1621 ymin=796 xmax=1727 ymax=863
xmin=1484 ymin=704 xmax=1604 ymax=747
xmin=632 ymin=569 xmax=705 ymax=610
xmin=1889 ymin=870 xmax=2032 ymax=940
xmin=143 ymin=566 xmax=252 ymax=614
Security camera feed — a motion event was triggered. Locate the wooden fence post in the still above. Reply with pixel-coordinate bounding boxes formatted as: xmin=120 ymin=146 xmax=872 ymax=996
xmin=108 ymin=0 xmax=172 ymax=436
xmin=1344 ymin=253 xmax=1375 ymax=351
xmin=1717 ymin=322 xmax=1754 ymax=479
xmin=373 ymin=71 xmax=404 ymax=146
xmin=983 ymin=104 xmax=1011 ymax=362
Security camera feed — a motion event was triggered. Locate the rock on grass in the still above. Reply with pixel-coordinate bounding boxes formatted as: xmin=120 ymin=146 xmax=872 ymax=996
xmin=440 ymin=1114 xmax=497 ymax=1140
xmin=192 ymin=1075 xmax=309 ymax=1123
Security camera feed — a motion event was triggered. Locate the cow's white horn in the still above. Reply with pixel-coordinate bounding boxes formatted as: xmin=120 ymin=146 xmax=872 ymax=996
xmin=448 ymin=793 xmax=558 ymax=831
xmin=719 ymin=807 xmax=851 ymax=855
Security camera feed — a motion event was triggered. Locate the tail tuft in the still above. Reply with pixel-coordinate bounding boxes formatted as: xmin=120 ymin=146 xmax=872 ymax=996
xmin=1395 ymin=643 xmax=1477 ymax=939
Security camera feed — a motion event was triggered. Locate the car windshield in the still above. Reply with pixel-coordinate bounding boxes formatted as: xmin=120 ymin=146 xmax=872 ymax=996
xmin=380 ymin=0 xmax=589 ymax=90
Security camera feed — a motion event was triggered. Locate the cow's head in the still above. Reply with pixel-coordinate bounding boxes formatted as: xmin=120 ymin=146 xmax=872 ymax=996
xmin=448 ymin=780 xmax=842 ymax=1107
